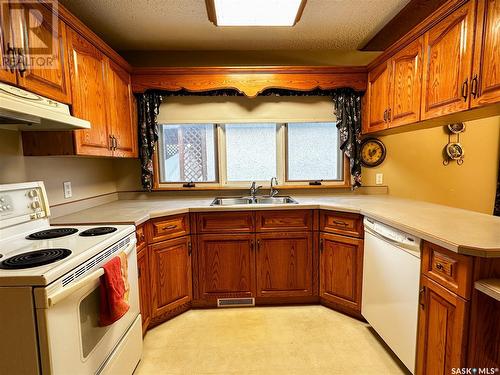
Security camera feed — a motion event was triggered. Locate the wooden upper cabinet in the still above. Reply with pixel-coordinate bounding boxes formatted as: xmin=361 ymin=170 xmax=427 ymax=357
xmin=16 ymin=3 xmax=71 ymax=103
xmin=107 ymin=59 xmax=137 ymax=157
xmin=0 ymin=2 xmax=16 ymax=85
xmin=150 ymin=236 xmax=193 ymax=319
xmin=363 ymin=61 xmax=390 ymax=134
xmin=255 ymin=232 xmax=313 ymax=298
xmin=66 ymin=28 xmax=111 ymax=156
xmin=388 ymin=37 xmax=423 ymax=127
xmin=471 ymin=0 xmax=500 ymax=107
xmin=421 ymin=1 xmax=476 ymax=120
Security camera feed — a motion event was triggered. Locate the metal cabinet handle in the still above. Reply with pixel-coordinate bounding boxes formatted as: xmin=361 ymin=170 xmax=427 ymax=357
xmin=383 ymin=109 xmax=387 ymax=122
xmin=319 ymin=238 xmax=324 ymax=252
xmin=188 ymin=242 xmax=192 ymax=256
xmin=388 ymin=108 xmax=391 ymax=121
xmin=17 ymin=48 xmax=26 ymax=77
xmin=470 ymin=74 xmax=478 ymax=98
xmin=435 ymin=263 xmax=444 ymax=271
xmin=6 ymin=43 xmax=15 ymax=73
xmin=419 ymin=287 xmax=425 ymax=310
xmin=461 ymin=79 xmax=468 ymax=102
xmin=257 ymin=240 xmax=260 ymax=251
xmin=109 ymin=135 xmax=114 ymax=150
xmin=161 ymin=225 xmax=177 ymax=231
xmin=332 ymin=220 xmax=348 ymax=227
xmin=114 ymin=136 xmax=118 ymax=150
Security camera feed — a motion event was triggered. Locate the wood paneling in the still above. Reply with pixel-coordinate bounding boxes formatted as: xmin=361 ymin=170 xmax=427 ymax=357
xmin=421 ymin=1 xmax=476 ymax=120
xmin=471 ymin=0 xmax=500 ymax=107
xmin=16 ymin=3 xmax=71 ymax=103
xmin=66 ymin=27 xmax=111 ymax=156
xmin=137 ymin=247 xmax=150 ymax=334
xmin=421 ymin=241 xmax=473 ymax=299
xmin=196 ymin=211 xmax=255 ymax=234
xmin=148 ymin=213 xmax=190 ymax=243
xmin=136 ymin=223 xmax=147 ymax=250
xmin=256 ymin=232 xmax=313 ymax=298
xmin=389 ymin=37 xmax=423 ymax=127
xmin=320 ymin=211 xmax=363 ymax=238
xmin=363 ymin=61 xmax=390 ymax=133
xmin=256 ymin=210 xmax=312 ymax=232
xmin=197 ymin=234 xmax=255 ymax=299
xmin=107 ymin=59 xmax=137 ymax=157
xmin=416 ymin=276 xmax=469 ymax=375
xmin=150 ymin=236 xmax=192 ymax=318
xmin=319 ymin=232 xmax=364 ymax=313
xmin=131 ymin=66 xmax=368 ymax=97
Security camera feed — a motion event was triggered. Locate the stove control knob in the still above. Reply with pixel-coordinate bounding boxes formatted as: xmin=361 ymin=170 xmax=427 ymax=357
xmin=31 ymin=201 xmax=40 ymax=210
xmin=28 ymin=189 xmax=38 ymax=198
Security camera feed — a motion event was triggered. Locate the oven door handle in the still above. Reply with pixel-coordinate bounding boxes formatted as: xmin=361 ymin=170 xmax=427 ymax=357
xmin=47 ymin=239 xmax=136 ymax=308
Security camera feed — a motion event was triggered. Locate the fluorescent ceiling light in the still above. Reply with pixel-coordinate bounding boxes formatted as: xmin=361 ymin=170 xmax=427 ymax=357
xmin=207 ymin=0 xmax=306 ymax=27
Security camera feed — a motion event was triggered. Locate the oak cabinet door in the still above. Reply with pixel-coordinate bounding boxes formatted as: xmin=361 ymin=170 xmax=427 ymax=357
xmin=389 ymin=37 xmax=423 ymax=127
xmin=66 ymin=27 xmax=111 ymax=156
xmin=416 ymin=276 xmax=469 ymax=375
xmin=198 ymin=234 xmax=255 ymax=299
xmin=319 ymin=232 xmax=364 ymax=313
xmin=137 ymin=247 xmax=151 ymax=334
xmin=150 ymin=236 xmax=192 ymax=318
xmin=107 ymin=59 xmax=137 ymax=158
xmin=471 ymin=0 xmax=500 ymax=107
xmin=421 ymin=1 xmax=475 ymax=120
xmin=256 ymin=232 xmax=313 ymax=298
xmin=16 ymin=3 xmax=71 ymax=103
xmin=0 ymin=2 xmax=17 ymax=84
xmin=363 ymin=61 xmax=390 ymax=134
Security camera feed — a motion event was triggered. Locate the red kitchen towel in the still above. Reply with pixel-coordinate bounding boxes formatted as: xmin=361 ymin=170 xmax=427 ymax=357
xmin=99 ymin=252 xmax=130 ymax=326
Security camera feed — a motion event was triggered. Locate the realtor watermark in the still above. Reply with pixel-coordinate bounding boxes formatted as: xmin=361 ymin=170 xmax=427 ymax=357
xmin=1 ymin=0 xmax=59 ymax=71
xmin=452 ymin=368 xmax=499 ymax=375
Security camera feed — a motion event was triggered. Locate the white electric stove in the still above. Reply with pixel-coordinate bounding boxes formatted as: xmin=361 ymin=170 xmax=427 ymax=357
xmin=0 ymin=181 xmax=142 ymax=375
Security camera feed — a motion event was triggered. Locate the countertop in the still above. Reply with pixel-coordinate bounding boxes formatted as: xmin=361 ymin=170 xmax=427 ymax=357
xmin=475 ymin=279 xmax=500 ymax=301
xmin=51 ymin=195 xmax=500 ymax=258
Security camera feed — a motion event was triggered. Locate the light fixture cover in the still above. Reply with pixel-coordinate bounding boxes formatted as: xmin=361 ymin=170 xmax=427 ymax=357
xmin=208 ymin=0 xmax=306 ymax=26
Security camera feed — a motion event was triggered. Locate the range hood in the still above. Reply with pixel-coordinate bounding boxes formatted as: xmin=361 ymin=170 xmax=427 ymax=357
xmin=0 ymin=82 xmax=90 ymax=131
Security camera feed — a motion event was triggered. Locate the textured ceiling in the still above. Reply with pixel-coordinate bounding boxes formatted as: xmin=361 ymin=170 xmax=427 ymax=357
xmin=59 ymin=0 xmax=410 ymax=51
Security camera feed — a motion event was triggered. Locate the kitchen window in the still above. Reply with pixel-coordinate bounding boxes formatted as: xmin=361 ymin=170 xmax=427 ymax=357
xmin=155 ymin=121 xmax=347 ymax=189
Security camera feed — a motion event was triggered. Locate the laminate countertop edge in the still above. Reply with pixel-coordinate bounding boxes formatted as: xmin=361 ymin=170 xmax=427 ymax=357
xmin=50 ymin=196 xmax=500 ymax=258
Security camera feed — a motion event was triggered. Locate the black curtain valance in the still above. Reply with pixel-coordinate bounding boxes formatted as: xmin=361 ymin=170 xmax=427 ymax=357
xmin=136 ymin=87 xmax=363 ymax=191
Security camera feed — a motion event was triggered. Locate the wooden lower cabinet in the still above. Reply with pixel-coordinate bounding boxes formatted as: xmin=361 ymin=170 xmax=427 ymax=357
xmin=197 ymin=234 xmax=256 ymax=299
xmin=319 ymin=232 xmax=364 ymax=314
xmin=416 ymin=276 xmax=469 ymax=375
xmin=149 ymin=236 xmax=192 ymax=321
xmin=137 ymin=246 xmax=151 ymax=334
xmin=256 ymin=232 xmax=313 ymax=298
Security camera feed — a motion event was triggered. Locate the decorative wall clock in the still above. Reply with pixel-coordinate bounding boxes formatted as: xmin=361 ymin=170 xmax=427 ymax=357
xmin=360 ymin=138 xmax=386 ymax=167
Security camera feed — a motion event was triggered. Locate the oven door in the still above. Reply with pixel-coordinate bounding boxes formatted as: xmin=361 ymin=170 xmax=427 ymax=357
xmin=35 ymin=237 xmax=141 ymax=375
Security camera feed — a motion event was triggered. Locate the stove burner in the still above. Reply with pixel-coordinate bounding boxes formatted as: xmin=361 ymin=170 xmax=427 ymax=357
xmin=0 ymin=248 xmax=72 ymax=269
xmin=27 ymin=228 xmax=78 ymax=240
xmin=79 ymin=227 xmax=117 ymax=237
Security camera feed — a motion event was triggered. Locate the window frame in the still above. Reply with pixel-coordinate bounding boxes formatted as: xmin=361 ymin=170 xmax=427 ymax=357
xmin=153 ymin=122 xmax=351 ymax=190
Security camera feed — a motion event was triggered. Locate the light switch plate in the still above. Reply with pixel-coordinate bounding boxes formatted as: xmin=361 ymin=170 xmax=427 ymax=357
xmin=63 ymin=181 xmax=72 ymax=198
xmin=375 ymin=173 xmax=383 ymax=185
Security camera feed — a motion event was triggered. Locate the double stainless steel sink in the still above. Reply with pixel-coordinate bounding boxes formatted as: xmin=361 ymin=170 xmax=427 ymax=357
xmin=210 ymin=196 xmax=298 ymax=206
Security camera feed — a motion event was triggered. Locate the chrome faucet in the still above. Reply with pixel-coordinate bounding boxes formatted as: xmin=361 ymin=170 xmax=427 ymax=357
xmin=269 ymin=177 xmax=279 ymax=197
xmin=249 ymin=181 xmax=262 ymax=199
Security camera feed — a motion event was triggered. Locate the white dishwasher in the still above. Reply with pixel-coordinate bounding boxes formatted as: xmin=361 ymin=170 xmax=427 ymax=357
xmin=362 ymin=217 xmax=421 ymax=374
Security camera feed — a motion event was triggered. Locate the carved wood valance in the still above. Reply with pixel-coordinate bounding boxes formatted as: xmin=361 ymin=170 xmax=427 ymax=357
xmin=131 ymin=66 xmax=367 ymax=97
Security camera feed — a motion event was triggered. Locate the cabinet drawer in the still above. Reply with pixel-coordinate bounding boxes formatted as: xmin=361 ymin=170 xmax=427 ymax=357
xmin=256 ymin=210 xmax=312 ymax=232
xmin=136 ymin=224 xmax=147 ymax=250
xmin=148 ymin=214 xmax=190 ymax=243
xmin=421 ymin=242 xmax=473 ymax=299
xmin=320 ymin=211 xmax=363 ymax=238
xmin=196 ymin=212 xmax=254 ymax=233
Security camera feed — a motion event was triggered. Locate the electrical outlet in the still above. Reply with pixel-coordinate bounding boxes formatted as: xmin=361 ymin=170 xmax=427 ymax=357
xmin=375 ymin=173 xmax=383 ymax=185
xmin=63 ymin=181 xmax=72 ymax=199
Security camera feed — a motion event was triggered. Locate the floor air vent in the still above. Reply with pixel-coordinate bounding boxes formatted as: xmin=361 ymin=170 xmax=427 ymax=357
xmin=217 ymin=298 xmax=255 ymax=307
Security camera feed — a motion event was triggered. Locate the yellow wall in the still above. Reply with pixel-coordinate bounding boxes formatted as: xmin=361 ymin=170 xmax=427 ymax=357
xmin=362 ymin=116 xmax=500 ymax=214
